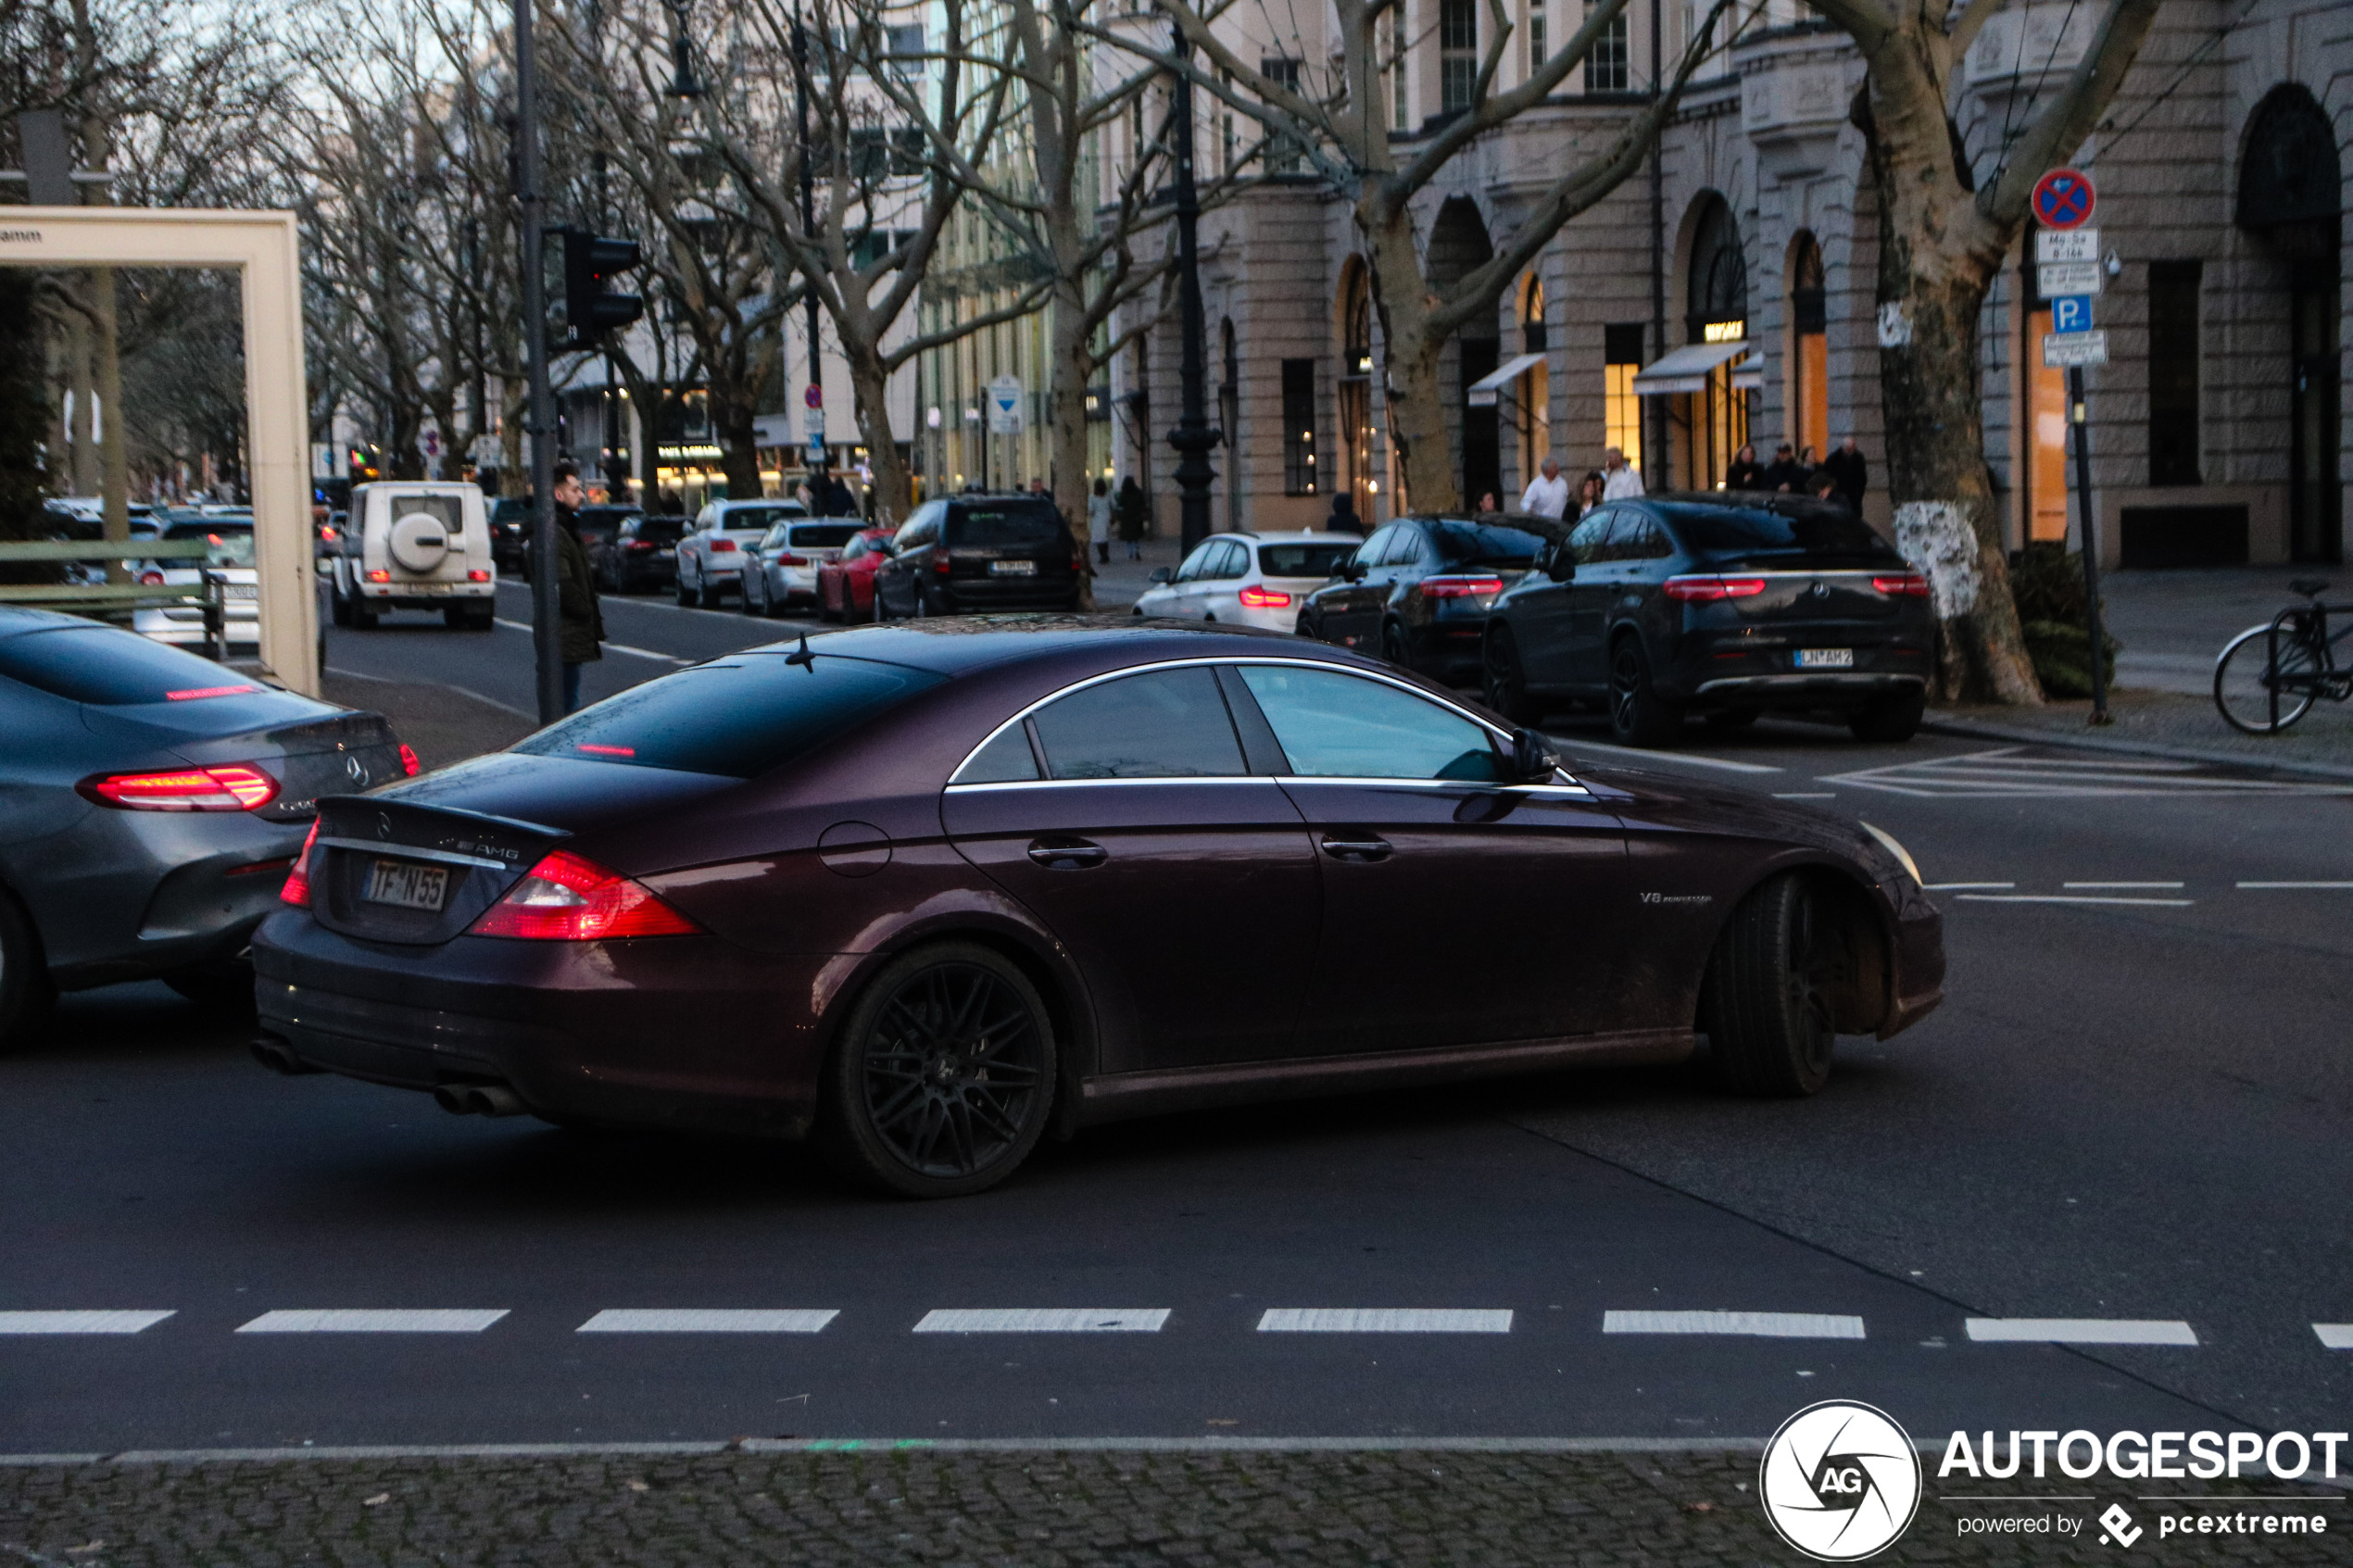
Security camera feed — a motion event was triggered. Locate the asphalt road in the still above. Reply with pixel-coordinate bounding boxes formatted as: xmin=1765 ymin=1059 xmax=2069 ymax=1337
xmin=6 ymin=586 xmax=2349 ymax=1459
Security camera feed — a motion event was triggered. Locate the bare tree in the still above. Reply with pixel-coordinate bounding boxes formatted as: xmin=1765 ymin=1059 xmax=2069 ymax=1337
xmin=1807 ymin=0 xmax=2160 ymax=705
xmin=1143 ymin=0 xmax=1738 ymax=512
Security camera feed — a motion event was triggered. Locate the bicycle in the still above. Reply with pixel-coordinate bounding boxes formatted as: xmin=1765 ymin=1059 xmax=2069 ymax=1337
xmin=2213 ymin=579 xmax=2353 ymax=734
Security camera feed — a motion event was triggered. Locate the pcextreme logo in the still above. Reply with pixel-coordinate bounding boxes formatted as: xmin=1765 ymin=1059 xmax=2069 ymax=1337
xmin=1759 ymin=1400 xmax=1924 ymax=1561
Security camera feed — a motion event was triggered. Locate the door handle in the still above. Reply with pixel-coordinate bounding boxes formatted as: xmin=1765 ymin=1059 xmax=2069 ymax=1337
xmin=1319 ymin=834 xmax=1392 ymax=862
xmin=1026 ymin=838 xmax=1107 ymax=870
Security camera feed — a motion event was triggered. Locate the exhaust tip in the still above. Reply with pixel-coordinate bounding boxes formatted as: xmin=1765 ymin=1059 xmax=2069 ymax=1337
xmin=250 ymin=1035 xmax=320 ymax=1075
xmin=434 ymin=1082 xmax=527 ymax=1117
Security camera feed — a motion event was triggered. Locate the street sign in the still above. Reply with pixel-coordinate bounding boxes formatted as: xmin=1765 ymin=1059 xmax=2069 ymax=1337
xmin=2050 ymin=295 xmax=2096 ymax=333
xmin=804 ymin=384 xmax=823 ymax=409
xmin=2038 ymin=261 xmax=2103 ymax=298
xmin=2031 ymin=168 xmax=2095 ymax=231
xmin=310 ymin=443 xmax=337 ymax=481
xmin=2042 ymin=331 xmax=2108 ymax=368
xmin=805 ymin=435 xmax=827 ymax=468
xmin=2034 ymin=228 xmax=2098 ymax=264
xmin=988 ymin=375 xmax=1024 ymax=435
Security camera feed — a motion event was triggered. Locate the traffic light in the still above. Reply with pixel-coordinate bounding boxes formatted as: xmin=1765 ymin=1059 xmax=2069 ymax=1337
xmin=558 ymin=229 xmax=646 ymax=348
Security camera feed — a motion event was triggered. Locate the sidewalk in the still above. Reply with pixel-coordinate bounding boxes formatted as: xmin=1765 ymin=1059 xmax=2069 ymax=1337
xmin=321 ymin=669 xmax=534 ymax=772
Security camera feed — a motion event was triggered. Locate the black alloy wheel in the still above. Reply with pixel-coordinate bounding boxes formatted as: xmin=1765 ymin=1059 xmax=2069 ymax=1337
xmin=822 ymin=943 xmax=1056 ymax=1198
xmin=1608 ymin=636 xmax=1682 ymax=746
xmin=1701 ymin=873 xmax=1838 ymax=1097
xmin=675 ymin=567 xmax=696 ymax=607
xmin=739 ymin=569 xmax=764 ymax=616
xmin=1482 ymin=625 xmax=1540 ymax=724
xmin=1380 ymin=621 xmax=1412 ymax=670
xmin=698 ymin=570 xmax=726 ymax=610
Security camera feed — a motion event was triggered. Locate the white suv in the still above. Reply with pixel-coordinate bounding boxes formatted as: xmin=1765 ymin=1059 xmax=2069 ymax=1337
xmin=327 ymin=483 xmax=497 ymax=630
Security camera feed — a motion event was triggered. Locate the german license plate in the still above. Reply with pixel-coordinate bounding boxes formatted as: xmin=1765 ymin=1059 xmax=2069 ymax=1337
xmin=657 ymin=548 xmax=674 ymax=558
xmin=225 ymin=583 xmax=258 ymax=600
xmin=988 ymin=558 xmax=1036 ymax=576
xmin=363 ymin=859 xmax=449 ymax=910
xmin=1796 ymin=647 xmax=1855 ymax=670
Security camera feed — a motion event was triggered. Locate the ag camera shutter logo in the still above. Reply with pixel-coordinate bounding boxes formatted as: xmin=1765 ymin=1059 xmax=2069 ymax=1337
xmin=1760 ymin=1400 xmax=1922 ymax=1561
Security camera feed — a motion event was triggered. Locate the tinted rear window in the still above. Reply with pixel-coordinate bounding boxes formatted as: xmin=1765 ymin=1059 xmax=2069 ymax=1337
xmin=512 ymin=653 xmax=946 ymax=777
xmin=1256 ymin=543 xmax=1357 ymax=578
xmin=162 ymin=521 xmax=255 ymax=568
xmin=635 ymin=518 xmax=687 ymax=542
xmin=1428 ymin=521 xmax=1544 ymax=566
xmin=788 ymin=523 xmax=861 ymax=549
xmin=719 ymin=507 xmax=805 ymax=532
xmin=0 ymin=625 xmax=262 ymax=705
xmin=949 ymin=503 xmax=1065 ymax=546
xmin=1662 ymin=502 xmax=1901 ymax=562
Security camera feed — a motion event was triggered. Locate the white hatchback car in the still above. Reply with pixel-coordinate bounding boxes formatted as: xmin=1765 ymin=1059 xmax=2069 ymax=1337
xmin=1131 ymin=531 xmax=1363 ymax=632
xmin=132 ymin=513 xmax=258 ymax=649
xmin=675 ymin=498 xmax=809 ymax=608
xmin=326 ymin=483 xmax=497 ymax=630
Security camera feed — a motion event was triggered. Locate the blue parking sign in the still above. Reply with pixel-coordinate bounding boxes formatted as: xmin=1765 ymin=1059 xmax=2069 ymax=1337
xmin=2051 ymin=295 xmax=2095 ymax=334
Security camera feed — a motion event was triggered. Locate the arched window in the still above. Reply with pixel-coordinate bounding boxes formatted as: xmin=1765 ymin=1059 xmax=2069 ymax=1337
xmin=1522 ymin=275 xmax=1547 ymax=354
xmin=1676 ymin=194 xmax=1750 ymax=490
xmin=2239 ymin=84 xmax=2343 ymax=561
xmin=1788 ymin=232 xmax=1826 ymax=461
xmin=1344 ymin=268 xmax=1374 ymax=377
xmin=1686 ymin=196 xmax=1749 ymax=344
xmin=1339 ymin=262 xmax=1377 ymax=519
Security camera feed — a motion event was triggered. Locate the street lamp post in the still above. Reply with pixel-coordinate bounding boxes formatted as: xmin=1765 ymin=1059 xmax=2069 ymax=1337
xmin=1164 ymin=19 xmax=1218 ymax=554
xmin=515 ymin=0 xmax=563 ymax=723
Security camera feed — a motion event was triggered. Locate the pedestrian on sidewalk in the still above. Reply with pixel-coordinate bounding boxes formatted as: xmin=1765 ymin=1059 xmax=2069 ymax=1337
xmin=1761 ymin=442 xmax=1806 ymax=493
xmin=1114 ymin=476 xmax=1149 ymax=558
xmin=1518 ymin=458 xmax=1569 ymax=520
xmin=1087 ymin=478 xmax=1113 ymax=564
xmin=1819 ymin=434 xmax=1869 ymax=514
xmin=1601 ymin=447 xmax=1644 ymax=499
xmin=1326 ymin=492 xmax=1364 ymax=534
xmin=551 ymin=459 xmax=603 ymax=715
xmin=1576 ymin=470 xmax=1606 ymax=516
xmin=1726 ymin=443 xmax=1765 ymax=492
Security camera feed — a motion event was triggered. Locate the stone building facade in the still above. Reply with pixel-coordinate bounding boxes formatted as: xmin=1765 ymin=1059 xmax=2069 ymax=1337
xmin=1103 ymin=0 xmax=2347 ymax=567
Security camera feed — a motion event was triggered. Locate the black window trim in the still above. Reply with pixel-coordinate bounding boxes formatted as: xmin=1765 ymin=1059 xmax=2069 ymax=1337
xmin=945 ymin=657 xmax=1589 ymax=793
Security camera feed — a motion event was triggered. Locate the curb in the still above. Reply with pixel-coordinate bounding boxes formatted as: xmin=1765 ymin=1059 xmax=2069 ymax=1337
xmin=1923 ymin=715 xmax=2353 ymax=784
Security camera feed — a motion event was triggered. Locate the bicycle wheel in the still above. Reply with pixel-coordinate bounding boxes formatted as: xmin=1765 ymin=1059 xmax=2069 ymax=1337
xmin=2214 ymin=623 xmax=2322 ymax=734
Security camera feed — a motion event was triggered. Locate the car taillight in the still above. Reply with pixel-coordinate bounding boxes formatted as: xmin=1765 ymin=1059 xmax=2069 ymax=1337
xmin=626 ymin=540 xmax=654 ymax=551
xmin=282 ymin=821 xmax=320 ymax=907
xmin=468 ymin=849 xmax=701 ymax=941
xmin=166 ymin=684 xmax=258 ymax=701
xmin=1420 ymin=575 xmax=1504 ymax=599
xmin=78 ymin=763 xmax=278 ymax=812
xmin=709 ymin=537 xmax=737 ymax=552
xmin=774 ymin=553 xmax=806 ymax=567
xmin=398 ymin=744 xmax=421 ymax=777
xmin=1238 ymin=585 xmax=1293 ymax=608
xmin=319 ymin=526 xmax=339 ymax=543
xmin=366 ymin=569 xmax=390 ymax=583
xmin=934 ymin=554 xmax=951 ymax=574
xmin=1664 ymin=574 xmax=1768 ymax=602
xmin=138 ymin=569 xmax=166 ymax=586
xmin=1872 ymin=572 xmax=1930 ymax=597
xmin=468 ymin=569 xmax=491 ymax=582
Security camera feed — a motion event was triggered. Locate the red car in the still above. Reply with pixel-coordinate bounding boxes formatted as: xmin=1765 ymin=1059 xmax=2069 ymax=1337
xmin=816 ymin=526 xmax=895 ymax=621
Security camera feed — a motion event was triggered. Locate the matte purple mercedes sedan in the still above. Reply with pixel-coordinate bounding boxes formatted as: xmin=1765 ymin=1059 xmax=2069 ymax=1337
xmin=252 ymin=620 xmax=1943 ymax=1198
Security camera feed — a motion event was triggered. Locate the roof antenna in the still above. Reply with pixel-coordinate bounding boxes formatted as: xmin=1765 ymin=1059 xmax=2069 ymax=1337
xmin=786 ymin=633 xmax=816 ymax=669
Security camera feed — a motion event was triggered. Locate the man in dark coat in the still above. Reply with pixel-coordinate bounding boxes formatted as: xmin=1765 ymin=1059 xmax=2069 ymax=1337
xmin=552 ymin=459 xmax=604 ymax=713
xmin=1760 ymin=441 xmax=1807 ymax=493
xmin=1818 ymin=435 xmax=1869 ymax=513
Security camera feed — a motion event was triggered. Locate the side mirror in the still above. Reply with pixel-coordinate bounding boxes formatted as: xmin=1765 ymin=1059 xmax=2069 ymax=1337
xmin=1341 ymin=560 xmax=1367 ymax=583
xmin=1546 ymin=547 xmax=1576 ymax=583
xmin=1148 ymin=566 xmax=1174 ymax=584
xmin=1509 ymin=727 xmax=1560 ymax=784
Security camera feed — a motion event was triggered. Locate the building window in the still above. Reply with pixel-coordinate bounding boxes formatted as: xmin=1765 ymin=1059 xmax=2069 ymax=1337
xmin=1282 ymin=358 xmax=1319 ymax=495
xmin=2148 ymin=260 xmax=2202 ymax=486
xmin=1604 ymin=322 xmax=1643 ymax=478
xmin=1583 ymin=2 xmax=1629 ymax=92
xmin=1385 ymin=9 xmax=1409 ymax=130
xmin=1440 ymin=0 xmax=1478 ymax=111
xmin=1341 ymin=268 xmax=1376 ymax=516
xmin=1220 ymin=69 xmax=1238 ymax=174
xmin=1262 ymin=57 xmax=1303 ymax=173
xmin=1529 ymin=0 xmax=1547 ymax=74
xmin=1789 ymin=232 xmax=1827 ymax=462
xmin=1519 ymin=277 xmax=1550 ymax=484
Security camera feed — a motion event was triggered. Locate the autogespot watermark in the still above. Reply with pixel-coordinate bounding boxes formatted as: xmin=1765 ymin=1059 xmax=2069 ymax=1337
xmin=1761 ymin=1404 xmax=2346 ymax=1559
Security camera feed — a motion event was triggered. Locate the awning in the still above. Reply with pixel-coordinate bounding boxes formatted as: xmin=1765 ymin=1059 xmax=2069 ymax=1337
xmin=1631 ymin=340 xmax=1755 ymax=395
xmin=1466 ymin=352 xmax=1548 ymax=408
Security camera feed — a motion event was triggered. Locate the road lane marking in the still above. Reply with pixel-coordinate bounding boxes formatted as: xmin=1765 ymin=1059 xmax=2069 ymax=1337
xmin=1772 ymin=792 xmax=1837 ymax=799
xmin=1550 ymin=737 xmax=1782 ymax=774
xmin=1955 ymin=895 xmax=2195 ymax=908
xmin=2317 ymin=1325 xmax=2353 ymax=1350
xmin=0 ymin=1311 xmax=174 ymax=1335
xmin=492 ymin=619 xmax=689 ymax=663
xmin=1603 ymin=1311 xmax=1865 ymax=1339
xmin=1965 ymin=1318 xmax=2197 ymax=1346
xmin=1924 ymin=882 xmax=2014 ymax=890
xmin=578 ymin=1310 xmax=838 ymax=1334
xmin=1256 ymin=1309 xmax=1513 ymax=1334
xmin=1824 ymin=746 xmax=2353 ymax=798
xmin=2240 ymin=882 xmax=2353 ymax=890
xmin=2063 ymin=882 xmax=2185 ymax=889
xmin=235 ymin=1310 xmax=509 ymax=1334
xmin=913 ymin=1309 xmax=1169 ymax=1334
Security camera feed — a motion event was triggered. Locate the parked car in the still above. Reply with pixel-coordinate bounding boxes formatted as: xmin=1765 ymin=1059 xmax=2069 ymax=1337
xmin=44 ymin=501 xmax=161 ymax=586
xmin=489 ymin=496 xmax=532 ymax=576
xmin=741 ymin=520 xmax=865 ymax=618
xmin=252 ymin=620 xmax=1943 ymax=1198
xmin=597 ymin=514 xmax=688 ymax=594
xmin=1479 ymin=495 xmax=1933 ymax=745
xmin=814 ymin=526 xmax=896 ymax=621
xmin=675 ymin=499 xmax=810 ymax=608
xmin=573 ymin=506 xmax=639 ymax=583
xmin=132 ymin=517 xmax=258 ymax=650
xmin=324 ymin=483 xmax=497 ymax=630
xmin=1133 ymin=532 xmax=1361 ymax=631
xmin=1293 ymin=514 xmax=1549 ymax=684
xmin=872 ymin=494 xmax=1083 ymax=618
xmin=0 ymin=608 xmax=412 ymax=1046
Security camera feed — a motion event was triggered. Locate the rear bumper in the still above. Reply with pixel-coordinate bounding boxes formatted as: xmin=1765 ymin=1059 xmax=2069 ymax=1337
xmin=28 ymin=809 xmax=308 ymax=987
xmin=1687 ymin=672 xmax=1926 ymax=707
xmin=941 ymin=582 xmax=1083 ymax=611
xmin=250 ymin=911 xmax=831 ymax=1138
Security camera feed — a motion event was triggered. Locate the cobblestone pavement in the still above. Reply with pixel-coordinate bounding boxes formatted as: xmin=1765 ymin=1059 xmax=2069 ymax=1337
xmin=2 ymin=1449 xmax=2342 ymax=1566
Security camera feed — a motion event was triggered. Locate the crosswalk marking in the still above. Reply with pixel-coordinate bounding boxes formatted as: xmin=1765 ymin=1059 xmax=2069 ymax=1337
xmin=913 ymin=1309 xmax=1169 ymax=1334
xmin=2239 ymin=882 xmax=2353 ymax=890
xmin=1822 ymin=746 xmax=2353 ymax=800
xmin=2063 ymin=881 xmax=2184 ymax=889
xmin=1256 ymin=1309 xmax=1513 ymax=1334
xmin=1603 ymin=1310 xmax=1865 ymax=1339
xmin=1957 ymin=894 xmax=2196 ymax=908
xmin=578 ymin=1310 xmax=838 ymax=1334
xmin=0 ymin=1310 xmax=175 ymax=1335
xmin=2316 ymin=1325 xmax=2353 ymax=1350
xmin=236 ymin=1310 xmax=510 ymax=1334
xmin=1965 ymin=1318 xmax=2197 ymax=1346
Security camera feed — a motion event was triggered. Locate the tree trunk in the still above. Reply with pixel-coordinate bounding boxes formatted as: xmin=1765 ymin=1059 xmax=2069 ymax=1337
xmin=844 ymin=338 xmax=910 ymax=527
xmin=713 ymin=394 xmax=763 ymax=499
xmin=1047 ymin=274 xmax=1098 ymax=610
xmin=1360 ymin=193 xmax=1458 ymax=514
